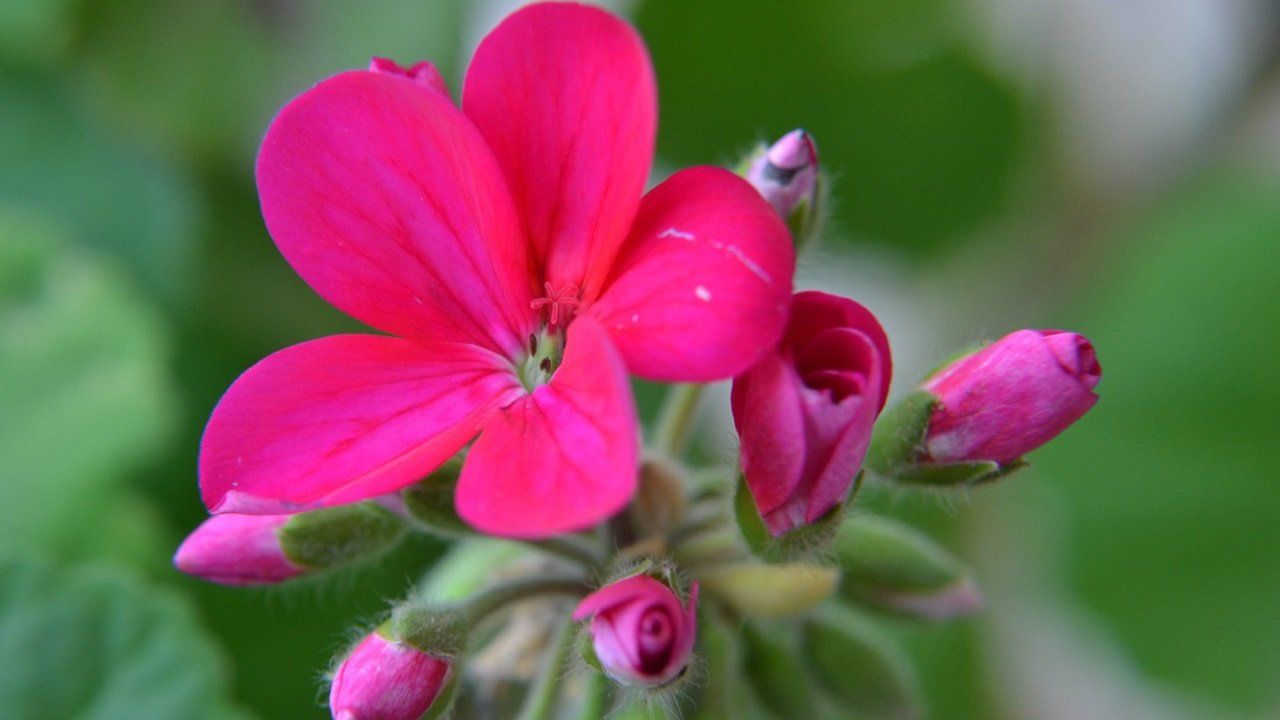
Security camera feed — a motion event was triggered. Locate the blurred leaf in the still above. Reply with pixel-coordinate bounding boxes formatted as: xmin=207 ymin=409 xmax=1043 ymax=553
xmin=80 ymin=0 xmax=276 ymax=165
xmin=0 ymin=558 xmax=247 ymax=720
xmin=1034 ymin=173 xmax=1280 ymax=710
xmin=635 ymin=0 xmax=1024 ymax=254
xmin=803 ymin=603 xmax=923 ymax=719
xmin=0 ymin=74 xmax=202 ymax=303
xmin=0 ymin=214 xmax=177 ymax=554
xmin=0 ymin=0 xmax=76 ymax=67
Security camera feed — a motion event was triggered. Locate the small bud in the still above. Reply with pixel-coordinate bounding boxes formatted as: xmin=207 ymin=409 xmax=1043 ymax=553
xmin=573 ymin=575 xmax=698 ymax=687
xmin=803 ymin=604 xmax=922 ymax=719
xmin=732 ymin=291 xmax=891 ymax=537
xmin=921 ymin=329 xmax=1101 ymax=465
xmin=329 ymin=628 xmax=452 ymax=720
xmin=174 ymin=503 xmax=407 ymax=586
xmin=833 ymin=515 xmax=982 ymax=621
xmin=368 ymin=57 xmax=450 ymax=96
xmin=744 ymin=129 xmax=820 ymax=243
xmin=173 ymin=514 xmax=302 ymax=586
xmin=699 ymin=562 xmax=838 ymax=617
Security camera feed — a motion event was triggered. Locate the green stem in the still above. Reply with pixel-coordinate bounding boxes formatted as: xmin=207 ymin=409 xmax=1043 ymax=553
xmin=466 ymin=575 xmax=590 ymax=625
xmin=524 ymin=534 xmax=604 ymax=567
xmin=653 ymin=383 xmax=706 ymax=457
xmin=515 ymin=617 xmax=575 ymax=720
xmin=574 ymin=667 xmax=609 ymax=720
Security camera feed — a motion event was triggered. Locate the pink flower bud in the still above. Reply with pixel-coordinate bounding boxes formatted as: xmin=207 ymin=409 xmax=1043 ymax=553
xmin=173 ymin=513 xmax=303 ymax=586
xmin=368 ymin=57 xmax=449 ymax=95
xmin=573 ymin=575 xmax=699 ymax=687
xmin=921 ymin=329 xmax=1101 ymax=464
xmin=746 ymin=129 xmax=818 ymax=219
xmin=329 ymin=631 xmax=452 ymax=720
xmin=732 ymin=291 xmax=892 ymax=536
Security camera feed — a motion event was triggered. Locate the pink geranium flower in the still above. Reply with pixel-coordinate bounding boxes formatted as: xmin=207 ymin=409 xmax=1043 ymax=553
xmin=199 ymin=3 xmax=794 ymax=538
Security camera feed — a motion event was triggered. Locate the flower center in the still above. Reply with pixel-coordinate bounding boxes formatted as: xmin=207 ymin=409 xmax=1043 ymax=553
xmin=530 ymin=282 xmax=581 ymax=330
xmin=517 ymin=329 xmax=565 ymax=392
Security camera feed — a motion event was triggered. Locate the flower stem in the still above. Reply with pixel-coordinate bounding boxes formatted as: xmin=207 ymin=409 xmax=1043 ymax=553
xmin=524 ymin=534 xmax=604 ymax=567
xmin=515 ymin=617 xmax=575 ymax=720
xmin=653 ymin=383 xmax=706 ymax=457
xmin=466 ymin=576 xmax=590 ymax=625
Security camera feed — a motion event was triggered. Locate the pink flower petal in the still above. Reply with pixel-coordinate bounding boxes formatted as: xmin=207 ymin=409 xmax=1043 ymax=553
xmin=588 ymin=167 xmax=795 ymax=382
xmin=200 ymin=335 xmax=522 ymax=514
xmin=463 ymin=2 xmax=656 ymax=296
xmin=730 ymin=351 xmax=807 ymax=518
xmin=457 ymin=315 xmax=638 ymax=538
xmin=257 ymin=70 xmax=536 ymax=357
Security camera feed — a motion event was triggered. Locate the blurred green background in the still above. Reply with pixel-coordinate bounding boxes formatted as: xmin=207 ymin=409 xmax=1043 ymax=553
xmin=2 ymin=0 xmax=1278 ymax=717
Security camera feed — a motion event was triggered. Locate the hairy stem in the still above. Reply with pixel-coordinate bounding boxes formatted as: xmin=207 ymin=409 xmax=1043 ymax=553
xmin=514 ymin=617 xmax=575 ymax=720
xmin=466 ymin=576 xmax=591 ymax=625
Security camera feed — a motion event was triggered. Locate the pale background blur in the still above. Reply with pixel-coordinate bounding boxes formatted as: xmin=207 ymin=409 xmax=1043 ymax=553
xmin=1 ymin=0 xmax=1278 ymax=717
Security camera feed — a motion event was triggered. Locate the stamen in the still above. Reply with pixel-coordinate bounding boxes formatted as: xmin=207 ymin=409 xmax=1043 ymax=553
xmin=530 ymin=282 xmax=582 ymax=329
xmin=528 ymin=333 xmax=538 ymax=356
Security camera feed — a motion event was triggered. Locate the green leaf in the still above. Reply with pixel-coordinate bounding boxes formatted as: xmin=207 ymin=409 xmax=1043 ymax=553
xmin=0 ymin=216 xmax=177 ymax=555
xmin=0 ymin=75 xmax=201 ymax=303
xmin=803 ymin=604 xmax=923 ymax=719
xmin=0 ymin=558 xmax=246 ymax=720
xmin=866 ymin=391 xmax=937 ymax=475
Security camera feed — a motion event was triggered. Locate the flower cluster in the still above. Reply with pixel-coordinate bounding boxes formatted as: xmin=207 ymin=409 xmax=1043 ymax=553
xmin=175 ymin=4 xmax=1101 ymax=718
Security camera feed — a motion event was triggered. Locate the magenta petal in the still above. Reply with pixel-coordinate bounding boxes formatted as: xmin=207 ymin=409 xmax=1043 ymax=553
xmin=257 ymin=70 xmax=535 ymax=356
xmin=173 ymin=514 xmax=301 ymax=586
xmin=200 ymin=335 xmax=522 ymax=515
xmin=456 ymin=315 xmax=639 ymax=538
xmin=463 ymin=2 xmax=656 ymax=295
xmin=731 ymin=351 xmax=807 ymax=519
xmin=589 ymin=167 xmax=795 ymax=382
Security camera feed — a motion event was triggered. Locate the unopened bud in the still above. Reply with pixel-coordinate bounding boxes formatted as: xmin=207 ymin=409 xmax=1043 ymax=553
xmin=368 ymin=57 xmax=450 ymax=96
xmin=573 ymin=574 xmax=698 ymax=687
xmin=834 ymin=515 xmax=982 ymax=621
xmin=803 ymin=604 xmax=922 ymax=719
xmin=921 ymin=330 xmax=1101 ymax=465
xmin=699 ymin=562 xmax=837 ymax=617
xmin=329 ymin=628 xmax=453 ymax=720
xmin=174 ymin=503 xmax=407 ymax=586
xmin=744 ymin=129 xmax=820 ymax=244
xmin=173 ymin=514 xmax=302 ymax=586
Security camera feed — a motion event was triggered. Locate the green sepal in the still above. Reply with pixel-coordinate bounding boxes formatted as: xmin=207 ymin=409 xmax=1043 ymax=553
xmin=277 ymin=502 xmax=406 ymax=571
xmin=866 ymin=391 xmax=937 ymax=476
xmin=401 ymin=455 xmax=471 ymax=537
xmin=802 ymin=603 xmax=923 ymax=719
xmin=893 ymin=458 xmax=1026 ymax=487
xmin=733 ymin=473 xmax=860 ymax=563
xmin=576 ymin=626 xmax=604 ymax=673
xmin=423 ymin=670 xmax=460 ymax=720
xmin=389 ymin=605 xmax=468 ymax=658
xmin=741 ymin=621 xmax=821 ymax=718
xmin=834 ymin=515 xmax=982 ymax=620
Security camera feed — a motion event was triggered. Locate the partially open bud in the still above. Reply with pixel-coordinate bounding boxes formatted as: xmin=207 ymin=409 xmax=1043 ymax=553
xmin=368 ymin=57 xmax=450 ymax=96
xmin=744 ymin=129 xmax=820 ymax=243
xmin=573 ymin=575 xmax=698 ymax=688
xmin=329 ymin=628 xmax=452 ymax=720
xmin=173 ymin=514 xmax=302 ymax=586
xmin=732 ymin=291 xmax=891 ymax=537
xmin=921 ymin=329 xmax=1101 ymax=465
